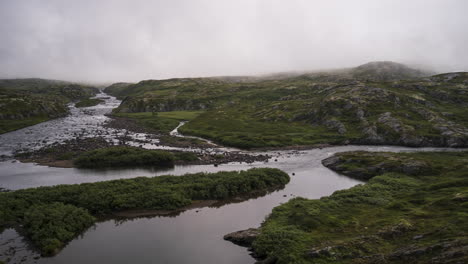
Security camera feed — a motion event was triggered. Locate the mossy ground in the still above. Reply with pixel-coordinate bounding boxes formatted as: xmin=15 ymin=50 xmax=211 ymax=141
xmin=250 ymin=151 xmax=468 ymax=263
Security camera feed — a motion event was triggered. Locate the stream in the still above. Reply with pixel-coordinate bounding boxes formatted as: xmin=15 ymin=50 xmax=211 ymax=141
xmin=0 ymin=93 xmax=460 ymax=264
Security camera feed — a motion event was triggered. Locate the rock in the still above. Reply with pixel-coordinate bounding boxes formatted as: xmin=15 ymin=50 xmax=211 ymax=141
xmin=361 ymin=125 xmax=384 ymax=144
xmin=401 ymin=160 xmax=430 ymax=175
xmin=324 ymin=119 xmax=347 ymax=134
xmin=308 ymin=246 xmax=333 ymax=258
xmin=388 ymin=239 xmax=468 ymax=262
xmin=377 ymin=221 xmax=414 ymax=239
xmin=453 ymin=192 xmax=468 ymax=202
xmin=321 ymin=155 xmax=341 ymax=169
xmin=224 ymin=228 xmax=260 ymax=247
xmin=377 ymin=112 xmax=403 ymax=133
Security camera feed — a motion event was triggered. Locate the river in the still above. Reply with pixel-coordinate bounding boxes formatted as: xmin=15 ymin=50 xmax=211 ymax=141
xmin=0 ymin=93 xmax=458 ymax=264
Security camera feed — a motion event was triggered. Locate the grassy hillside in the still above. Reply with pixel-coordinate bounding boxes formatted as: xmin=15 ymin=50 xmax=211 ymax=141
xmin=0 ymin=78 xmax=99 ymax=133
xmin=241 ymin=151 xmax=468 ymax=264
xmin=108 ymin=62 xmax=468 ymax=148
xmin=103 ymin=82 xmax=133 ymax=99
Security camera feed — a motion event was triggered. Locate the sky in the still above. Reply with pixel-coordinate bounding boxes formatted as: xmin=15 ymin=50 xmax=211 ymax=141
xmin=1 ymin=0 xmax=468 ymax=83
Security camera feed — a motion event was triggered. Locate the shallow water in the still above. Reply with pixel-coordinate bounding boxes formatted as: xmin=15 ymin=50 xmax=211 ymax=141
xmin=0 ymin=94 xmax=460 ymax=264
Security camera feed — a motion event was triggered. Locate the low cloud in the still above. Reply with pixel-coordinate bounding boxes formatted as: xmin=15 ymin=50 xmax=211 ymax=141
xmin=1 ymin=0 xmax=467 ymax=83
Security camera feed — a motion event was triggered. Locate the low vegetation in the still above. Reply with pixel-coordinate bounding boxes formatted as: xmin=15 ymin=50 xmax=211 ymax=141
xmin=0 ymin=168 xmax=289 ymax=256
xmin=246 ymin=151 xmax=468 ymax=263
xmin=75 ymin=98 xmax=104 ymax=108
xmin=74 ymin=146 xmax=178 ymax=168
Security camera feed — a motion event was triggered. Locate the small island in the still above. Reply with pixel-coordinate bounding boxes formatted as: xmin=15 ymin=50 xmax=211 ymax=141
xmin=75 ymin=98 xmax=104 ymax=108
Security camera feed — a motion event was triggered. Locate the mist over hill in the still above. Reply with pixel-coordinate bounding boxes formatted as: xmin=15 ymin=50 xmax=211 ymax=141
xmin=103 ymin=61 xmax=468 ymax=149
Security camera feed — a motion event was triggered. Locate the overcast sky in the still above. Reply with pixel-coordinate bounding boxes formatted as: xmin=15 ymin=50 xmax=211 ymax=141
xmin=1 ymin=0 xmax=467 ymax=83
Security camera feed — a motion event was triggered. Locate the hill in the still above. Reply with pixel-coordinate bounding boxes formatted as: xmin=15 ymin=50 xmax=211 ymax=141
xmin=0 ymin=78 xmax=99 ymax=133
xmin=349 ymin=61 xmax=430 ymax=81
xmin=105 ymin=62 xmax=467 ymax=148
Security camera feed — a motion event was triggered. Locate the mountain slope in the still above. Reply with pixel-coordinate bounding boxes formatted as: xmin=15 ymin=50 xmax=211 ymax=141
xmin=349 ymin=61 xmax=430 ymax=81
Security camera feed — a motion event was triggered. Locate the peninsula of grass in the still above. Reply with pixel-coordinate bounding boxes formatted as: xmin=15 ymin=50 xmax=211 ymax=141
xmin=240 ymin=151 xmax=468 ymax=263
xmin=0 ymin=116 xmax=51 ymax=134
xmin=75 ymin=98 xmax=104 ymax=108
xmin=0 ymin=168 xmax=289 ymax=256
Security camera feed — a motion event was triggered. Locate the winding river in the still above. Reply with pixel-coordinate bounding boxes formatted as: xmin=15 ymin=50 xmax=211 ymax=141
xmin=0 ymin=93 xmax=458 ymax=264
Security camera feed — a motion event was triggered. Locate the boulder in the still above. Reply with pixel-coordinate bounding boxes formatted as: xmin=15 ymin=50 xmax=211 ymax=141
xmin=223 ymin=228 xmax=260 ymax=247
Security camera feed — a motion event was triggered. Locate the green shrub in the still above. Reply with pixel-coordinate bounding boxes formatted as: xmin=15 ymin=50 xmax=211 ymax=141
xmin=23 ymin=203 xmax=95 ymax=255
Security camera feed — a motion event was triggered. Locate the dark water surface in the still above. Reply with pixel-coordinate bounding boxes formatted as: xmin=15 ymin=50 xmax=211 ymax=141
xmin=0 ymin=93 xmax=459 ymax=264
